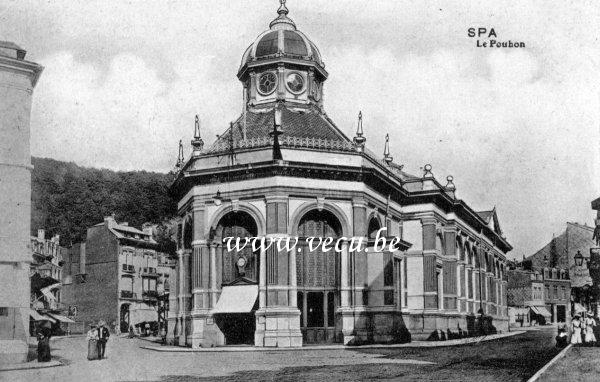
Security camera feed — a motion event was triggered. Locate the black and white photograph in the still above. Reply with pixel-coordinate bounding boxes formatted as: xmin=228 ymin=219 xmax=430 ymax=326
xmin=0 ymin=0 xmax=599 ymax=380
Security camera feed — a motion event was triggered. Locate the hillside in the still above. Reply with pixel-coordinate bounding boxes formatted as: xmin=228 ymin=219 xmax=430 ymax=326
xmin=31 ymin=157 xmax=177 ymax=246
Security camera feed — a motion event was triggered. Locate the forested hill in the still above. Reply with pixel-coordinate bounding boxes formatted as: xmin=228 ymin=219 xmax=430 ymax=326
xmin=31 ymin=157 xmax=176 ymax=246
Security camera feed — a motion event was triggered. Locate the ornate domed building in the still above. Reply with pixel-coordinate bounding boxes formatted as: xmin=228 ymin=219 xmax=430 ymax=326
xmin=168 ymin=1 xmax=512 ymax=348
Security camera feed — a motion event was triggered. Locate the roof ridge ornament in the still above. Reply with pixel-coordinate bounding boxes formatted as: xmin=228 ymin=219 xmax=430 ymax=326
xmin=353 ymin=111 xmax=366 ymax=150
xmin=383 ymin=134 xmax=393 ymax=163
xmin=270 ymin=0 xmax=296 ymax=30
xmin=191 ymin=115 xmax=204 ymax=156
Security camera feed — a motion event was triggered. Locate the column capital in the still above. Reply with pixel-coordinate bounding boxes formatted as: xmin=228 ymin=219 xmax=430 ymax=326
xmin=352 ymin=197 xmax=367 ymax=208
xmin=421 ymin=216 xmax=437 ymax=226
xmin=265 ymin=194 xmax=288 ymax=203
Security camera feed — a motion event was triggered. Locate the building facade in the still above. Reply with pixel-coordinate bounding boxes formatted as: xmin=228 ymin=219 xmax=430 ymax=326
xmin=527 ymin=222 xmax=595 ymax=316
xmin=507 ymin=268 xmax=546 ymax=325
xmin=0 ymin=40 xmax=43 ymax=364
xmin=61 ymin=216 xmax=175 ymax=333
xmin=30 ymin=229 xmax=65 ymax=312
xmin=507 ymin=265 xmax=570 ymax=325
xmin=167 ymin=2 xmax=511 ymax=348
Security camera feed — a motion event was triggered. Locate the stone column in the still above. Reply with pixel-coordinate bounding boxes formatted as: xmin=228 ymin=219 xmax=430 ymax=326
xmin=340 ymin=241 xmax=350 ymax=307
xmin=255 ymin=195 xmax=301 ymax=347
xmin=210 ymin=244 xmax=217 ymax=308
xmin=289 ymin=242 xmax=297 ymax=307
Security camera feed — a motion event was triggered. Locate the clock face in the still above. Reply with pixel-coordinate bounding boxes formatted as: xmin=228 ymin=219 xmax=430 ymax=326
xmin=236 ymin=257 xmax=247 ymax=268
xmin=286 ymin=72 xmax=305 ymax=94
xmin=258 ymin=72 xmax=277 ymax=95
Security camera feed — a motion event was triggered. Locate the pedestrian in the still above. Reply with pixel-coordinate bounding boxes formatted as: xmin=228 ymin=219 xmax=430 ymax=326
xmin=571 ymin=315 xmax=583 ymax=345
xmin=128 ymin=325 xmax=135 ymax=339
xmin=584 ymin=312 xmax=596 ymax=345
xmin=87 ymin=324 xmax=99 ymax=360
xmin=36 ymin=320 xmax=52 ymax=362
xmin=97 ymin=320 xmax=110 ymax=359
xmin=556 ymin=321 xmax=568 ymax=348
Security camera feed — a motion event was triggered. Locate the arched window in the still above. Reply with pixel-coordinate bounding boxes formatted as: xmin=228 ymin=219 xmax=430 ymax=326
xmin=367 ymin=216 xmax=381 ymax=240
xmin=182 ymin=217 xmax=193 ymax=250
xmin=296 ymin=209 xmax=342 ymax=333
xmin=214 ymin=211 xmax=258 ymax=284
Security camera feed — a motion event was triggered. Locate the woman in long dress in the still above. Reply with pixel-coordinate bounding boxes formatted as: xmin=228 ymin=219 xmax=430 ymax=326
xmin=584 ymin=313 xmax=597 ymax=345
xmin=36 ymin=321 xmax=52 ymax=362
xmin=571 ymin=315 xmax=583 ymax=345
xmin=87 ymin=324 xmax=99 ymax=360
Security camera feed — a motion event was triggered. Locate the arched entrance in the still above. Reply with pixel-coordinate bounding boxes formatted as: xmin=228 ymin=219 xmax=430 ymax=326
xmin=212 ymin=211 xmax=259 ymax=345
xmin=120 ymin=303 xmax=130 ymax=333
xmin=296 ymin=209 xmax=342 ymax=344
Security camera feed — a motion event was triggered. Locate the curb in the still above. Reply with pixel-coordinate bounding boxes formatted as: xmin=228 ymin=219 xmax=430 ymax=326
xmin=141 ymin=331 xmax=522 ymax=353
xmin=526 ymin=344 xmax=572 ymax=382
xmin=0 ymin=360 xmax=62 ymax=372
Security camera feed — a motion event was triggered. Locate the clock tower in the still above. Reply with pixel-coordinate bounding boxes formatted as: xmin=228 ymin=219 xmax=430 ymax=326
xmin=237 ymin=0 xmax=327 ymax=110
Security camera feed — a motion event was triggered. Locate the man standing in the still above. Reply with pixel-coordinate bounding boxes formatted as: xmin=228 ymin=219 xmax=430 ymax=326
xmin=97 ymin=320 xmax=110 ymax=359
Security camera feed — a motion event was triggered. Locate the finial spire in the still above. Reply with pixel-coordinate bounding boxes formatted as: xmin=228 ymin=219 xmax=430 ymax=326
xmin=176 ymin=139 xmax=184 ymax=169
xmin=270 ymin=0 xmax=296 ymax=30
xmin=383 ymin=134 xmax=393 ymax=163
xmin=353 ymin=111 xmax=366 ymax=150
xmin=191 ymin=115 xmax=204 ymax=156
xmin=194 ymin=115 xmax=201 ymax=139
xmin=278 ymin=0 xmax=289 ymax=15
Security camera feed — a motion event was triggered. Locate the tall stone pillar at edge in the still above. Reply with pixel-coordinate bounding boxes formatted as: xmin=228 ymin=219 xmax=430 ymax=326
xmin=0 ymin=41 xmax=43 ymax=365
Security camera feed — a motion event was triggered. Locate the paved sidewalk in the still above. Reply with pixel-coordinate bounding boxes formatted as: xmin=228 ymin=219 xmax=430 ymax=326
xmin=142 ymin=330 xmax=523 ymax=352
xmin=536 ymin=345 xmax=600 ymax=381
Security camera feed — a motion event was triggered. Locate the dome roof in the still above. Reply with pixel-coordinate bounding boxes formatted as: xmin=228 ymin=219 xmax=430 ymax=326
xmin=238 ymin=1 xmax=324 ymax=74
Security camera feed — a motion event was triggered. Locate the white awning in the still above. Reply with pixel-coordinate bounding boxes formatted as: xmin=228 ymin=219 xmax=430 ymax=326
xmin=47 ymin=313 xmax=76 ymax=323
xmin=211 ymin=285 xmax=258 ymax=314
xmin=531 ymin=306 xmax=552 ymax=318
xmin=30 ymin=309 xmax=46 ymax=321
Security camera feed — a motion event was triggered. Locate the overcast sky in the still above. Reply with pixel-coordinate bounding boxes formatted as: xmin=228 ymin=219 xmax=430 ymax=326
xmin=2 ymin=0 xmax=598 ymax=258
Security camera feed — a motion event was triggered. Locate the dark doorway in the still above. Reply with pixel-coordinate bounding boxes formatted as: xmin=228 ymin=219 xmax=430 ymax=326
xmin=557 ymin=305 xmax=566 ymax=322
xmin=307 ymin=292 xmax=324 ymax=328
xmin=214 ymin=313 xmax=255 ymax=345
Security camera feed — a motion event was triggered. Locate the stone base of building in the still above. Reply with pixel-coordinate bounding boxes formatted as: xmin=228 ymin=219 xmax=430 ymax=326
xmin=254 ymin=307 xmax=302 ymax=347
xmin=0 ymin=340 xmax=28 ymax=366
xmin=340 ymin=307 xmax=411 ymax=345
xmin=189 ymin=312 xmax=225 ymax=348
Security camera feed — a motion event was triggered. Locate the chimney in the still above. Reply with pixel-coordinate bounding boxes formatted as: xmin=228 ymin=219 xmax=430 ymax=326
xmin=37 ymin=229 xmax=45 ymax=240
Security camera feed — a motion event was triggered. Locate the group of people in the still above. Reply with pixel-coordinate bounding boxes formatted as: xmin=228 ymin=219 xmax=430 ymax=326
xmin=556 ymin=312 xmax=597 ymax=347
xmin=86 ymin=320 xmax=111 ymax=360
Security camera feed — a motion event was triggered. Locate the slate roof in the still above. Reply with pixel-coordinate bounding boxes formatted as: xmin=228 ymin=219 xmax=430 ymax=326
xmin=212 ymin=105 xmax=351 ymax=148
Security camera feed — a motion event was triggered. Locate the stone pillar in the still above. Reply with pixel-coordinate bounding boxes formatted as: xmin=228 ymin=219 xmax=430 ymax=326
xmin=340 ymin=241 xmax=350 ymax=307
xmin=0 ymin=41 xmax=42 ymax=365
xmin=340 ymin=198 xmax=367 ymax=345
xmin=289 ymin=241 xmax=297 ymax=307
xmin=422 ymin=217 xmax=438 ymax=310
xmin=178 ymin=250 xmax=190 ymax=346
xmin=166 ymin=256 xmax=180 ymax=345
xmin=255 ymin=196 xmax=301 ymax=347
xmin=210 ymin=244 xmax=217 ymax=308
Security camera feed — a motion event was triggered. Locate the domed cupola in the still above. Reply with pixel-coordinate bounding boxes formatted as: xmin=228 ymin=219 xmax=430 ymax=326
xmin=238 ymin=0 xmax=327 ymax=109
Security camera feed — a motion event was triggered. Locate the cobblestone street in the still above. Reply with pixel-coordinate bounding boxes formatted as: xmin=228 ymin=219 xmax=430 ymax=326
xmin=2 ymin=327 xmax=560 ymax=381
